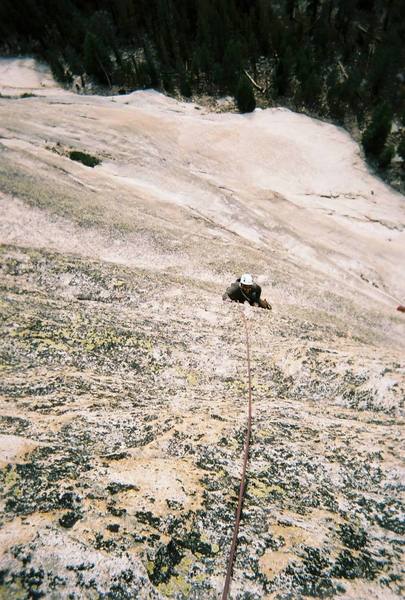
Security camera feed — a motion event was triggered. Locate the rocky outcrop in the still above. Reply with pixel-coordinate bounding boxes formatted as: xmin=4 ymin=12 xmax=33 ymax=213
xmin=0 ymin=61 xmax=404 ymax=599
xmin=0 ymin=244 xmax=403 ymax=599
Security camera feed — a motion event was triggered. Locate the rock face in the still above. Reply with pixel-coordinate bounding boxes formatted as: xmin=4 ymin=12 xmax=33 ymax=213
xmin=0 ymin=59 xmax=404 ymax=599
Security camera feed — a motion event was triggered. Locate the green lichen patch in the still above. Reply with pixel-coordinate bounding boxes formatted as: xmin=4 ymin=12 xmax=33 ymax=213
xmin=0 ymin=242 xmax=403 ymax=599
xmin=2 ymin=446 xmax=89 ymax=516
xmin=337 ymin=523 xmax=368 ymax=550
xmin=147 ymin=539 xmax=184 ymax=585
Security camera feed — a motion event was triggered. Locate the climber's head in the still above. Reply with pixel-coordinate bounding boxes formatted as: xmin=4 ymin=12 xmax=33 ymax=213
xmin=240 ymin=273 xmax=253 ymax=293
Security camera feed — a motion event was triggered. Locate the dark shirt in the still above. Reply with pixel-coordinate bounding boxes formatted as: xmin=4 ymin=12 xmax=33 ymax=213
xmin=223 ymin=279 xmax=262 ymax=306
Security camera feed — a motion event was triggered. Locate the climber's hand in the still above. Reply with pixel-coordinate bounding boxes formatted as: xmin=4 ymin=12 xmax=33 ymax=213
xmin=261 ymin=299 xmax=272 ymax=310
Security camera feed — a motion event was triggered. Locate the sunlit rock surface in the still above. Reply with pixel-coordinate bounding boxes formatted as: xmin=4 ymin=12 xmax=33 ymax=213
xmin=0 ymin=59 xmax=404 ymax=599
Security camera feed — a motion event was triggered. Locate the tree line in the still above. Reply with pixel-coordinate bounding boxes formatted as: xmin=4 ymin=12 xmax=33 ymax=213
xmin=1 ymin=0 xmax=404 ymax=176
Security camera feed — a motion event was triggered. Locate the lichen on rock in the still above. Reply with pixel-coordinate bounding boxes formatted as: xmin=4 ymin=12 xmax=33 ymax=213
xmin=0 ymin=79 xmax=404 ymax=598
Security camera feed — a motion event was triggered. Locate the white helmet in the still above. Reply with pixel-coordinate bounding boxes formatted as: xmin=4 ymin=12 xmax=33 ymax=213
xmin=240 ymin=273 xmax=253 ymax=286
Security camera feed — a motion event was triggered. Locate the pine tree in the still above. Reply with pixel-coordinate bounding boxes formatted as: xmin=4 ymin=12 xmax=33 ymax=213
xmin=223 ymin=39 xmax=243 ymax=92
xmin=344 ymin=68 xmax=362 ymax=112
xmin=162 ymin=71 xmax=174 ymax=94
xmin=307 ymin=0 xmax=321 ymax=24
xmin=397 ymin=136 xmax=405 ymax=162
xmin=0 ymin=0 xmax=403 ymax=168
xmin=274 ymin=47 xmax=294 ymax=98
xmin=179 ymin=70 xmax=192 ymax=97
xmin=327 ymin=66 xmax=346 ymax=122
xmin=255 ymin=0 xmax=273 ymax=55
xmin=65 ymin=46 xmax=84 ymax=76
xmin=335 ymin=0 xmax=355 ymax=42
xmin=83 ymin=32 xmax=112 ymax=86
xmin=235 ymin=75 xmax=256 ymax=113
xmin=300 ymin=70 xmax=322 ymax=109
xmin=295 ymin=50 xmax=315 ymax=106
xmin=378 ymin=145 xmax=394 ymax=168
xmin=212 ymin=62 xmax=225 ymax=91
xmin=144 ymin=41 xmax=160 ymax=88
xmin=357 ymin=0 xmax=375 ymax=10
xmin=111 ymin=0 xmax=137 ymax=37
xmin=285 ymin=0 xmax=297 ymax=21
xmin=47 ymin=54 xmax=70 ymax=83
xmin=362 ymin=102 xmax=393 ymax=158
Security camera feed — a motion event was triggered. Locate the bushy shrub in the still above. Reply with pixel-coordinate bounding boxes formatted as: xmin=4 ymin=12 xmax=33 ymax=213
xmin=69 ymin=151 xmax=101 ymax=168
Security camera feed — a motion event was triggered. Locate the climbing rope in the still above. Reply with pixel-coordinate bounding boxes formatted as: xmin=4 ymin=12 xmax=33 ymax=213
xmin=340 ymin=267 xmax=405 ymax=312
xmin=222 ymin=306 xmax=253 ymax=599
xmin=220 ymin=270 xmax=403 ymax=598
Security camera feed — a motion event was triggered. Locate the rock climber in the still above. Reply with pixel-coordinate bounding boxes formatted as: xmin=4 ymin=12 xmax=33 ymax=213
xmin=223 ymin=273 xmax=272 ymax=309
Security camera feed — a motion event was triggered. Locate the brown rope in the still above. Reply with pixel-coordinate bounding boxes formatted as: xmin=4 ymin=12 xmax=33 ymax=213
xmin=222 ymin=307 xmax=253 ymax=599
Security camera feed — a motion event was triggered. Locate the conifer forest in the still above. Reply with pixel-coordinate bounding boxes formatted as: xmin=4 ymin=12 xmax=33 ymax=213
xmin=1 ymin=0 xmax=404 ymax=184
